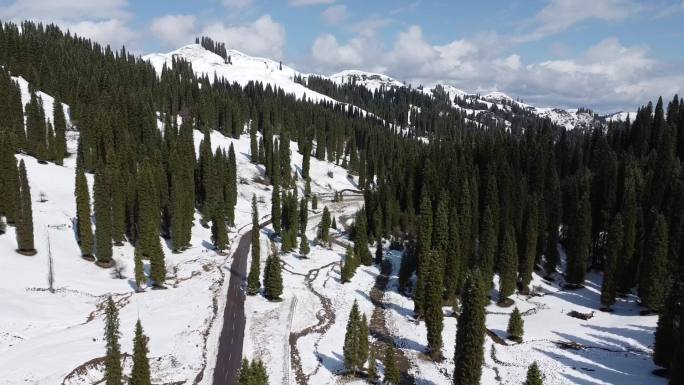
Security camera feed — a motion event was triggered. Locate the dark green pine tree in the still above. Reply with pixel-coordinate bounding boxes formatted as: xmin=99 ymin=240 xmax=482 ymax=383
xmin=129 ymin=319 xmax=151 ymax=385
xmin=299 ymin=198 xmax=308 ymax=236
xmin=104 ymin=296 xmax=123 ymax=385
xmin=237 ymin=358 xmax=251 ymax=384
xmin=137 ymin=162 xmax=165 ymax=286
xmin=367 ymin=347 xmax=378 ymax=382
xmin=94 ymin=166 xmax=112 ymax=265
xmin=507 ymin=307 xmax=524 ymax=342
xmin=16 ymin=160 xmax=36 ymax=254
xmin=263 ymin=252 xmax=283 ymax=300
xmin=498 ymin=227 xmax=518 ymax=304
xmin=302 ymin=141 xmax=311 ymax=180
xmin=280 ymin=132 xmax=292 ymax=186
xmin=654 ymin=278 xmax=683 ymax=369
xmin=359 ymin=313 xmax=370 ymax=367
xmin=211 ymin=210 xmax=229 ymax=253
xmin=424 ymin=250 xmax=444 ymax=360
xmin=343 ymin=300 xmax=363 ymax=374
xmin=0 ymin=136 xmax=21 ymax=225
xmin=250 ymin=359 xmax=269 ymax=385
xmin=479 ymin=205 xmax=497 ymax=280
xmin=354 ymin=209 xmax=372 ymax=265
xmin=375 ymin=237 xmax=383 ymax=265
xmin=312 ymin=194 xmax=318 ymax=211
xmin=299 ymin=233 xmax=310 ymax=257
xmin=248 ymin=195 xmax=261 ymax=295
xmin=519 ymin=197 xmax=539 ymax=293
xmin=600 ymin=214 xmax=624 ymax=310
xmin=383 ymin=345 xmax=400 ymax=385
xmin=566 ymin=187 xmax=591 ymax=287
xmin=341 ymin=246 xmax=356 ymax=283
xmin=134 ymin=250 xmax=145 ymax=290
xmin=617 ymin=165 xmax=638 ymax=293
xmin=320 ymin=206 xmax=331 ymax=243
xmin=250 ymin=123 xmax=258 ymax=163
xmin=524 ymin=361 xmax=543 ymax=385
xmin=639 ymin=214 xmax=669 ymax=312
xmin=52 ymin=98 xmax=67 ymax=164
xmin=669 ymin=295 xmax=684 ymax=385
xmin=75 ymin=165 xmax=94 ymax=258
xmin=271 ymin=183 xmax=281 ymax=235
xmin=25 ymin=92 xmax=48 ymax=161
xmin=414 ymin=190 xmax=433 ymax=317
xmin=109 ymin=166 xmax=126 ymax=246
xmin=226 ymin=143 xmax=237 ymax=225
xmin=543 ymin=164 xmax=562 ymax=277
xmin=453 ymin=272 xmax=487 ymax=385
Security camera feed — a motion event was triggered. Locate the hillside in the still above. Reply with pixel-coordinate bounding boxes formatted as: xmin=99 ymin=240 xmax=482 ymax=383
xmin=1 ymin=21 xmax=682 ymax=385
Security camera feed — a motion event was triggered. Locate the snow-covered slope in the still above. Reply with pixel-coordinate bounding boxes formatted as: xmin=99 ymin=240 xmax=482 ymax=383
xmin=603 ymin=111 xmax=636 ymax=122
xmin=328 ymin=70 xmax=405 ymax=91
xmin=144 ymin=44 xmax=336 ymax=104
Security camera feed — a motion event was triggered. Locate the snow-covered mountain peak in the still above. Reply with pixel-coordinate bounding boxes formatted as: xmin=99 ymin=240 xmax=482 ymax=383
xmin=482 ymin=91 xmax=520 ymax=105
xmin=328 ymin=69 xmax=405 ymax=91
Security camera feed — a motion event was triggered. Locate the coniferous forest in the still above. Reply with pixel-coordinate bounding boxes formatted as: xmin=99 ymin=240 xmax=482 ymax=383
xmin=1 ymin=19 xmax=684 ymax=385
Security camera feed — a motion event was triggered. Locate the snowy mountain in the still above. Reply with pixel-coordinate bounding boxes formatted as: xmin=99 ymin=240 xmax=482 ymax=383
xmin=144 ymin=45 xmax=629 ymax=132
xmin=327 ymin=69 xmax=405 ymax=91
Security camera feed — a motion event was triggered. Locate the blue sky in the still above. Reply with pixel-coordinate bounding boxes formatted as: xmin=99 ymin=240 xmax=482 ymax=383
xmin=1 ymin=0 xmax=683 ymax=112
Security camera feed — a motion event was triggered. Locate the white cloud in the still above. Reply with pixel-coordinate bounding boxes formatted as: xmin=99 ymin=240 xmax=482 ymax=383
xmin=201 ymin=15 xmax=285 ymax=58
xmin=515 ymin=0 xmax=640 ymax=42
xmin=150 ymin=14 xmax=196 ymax=48
xmin=321 ymin=5 xmax=347 ymax=25
xmin=222 ymin=0 xmax=253 ymax=9
xmin=67 ymin=19 xmax=136 ymax=48
xmin=312 ymin=34 xmax=365 ymax=67
xmin=0 ymin=0 xmax=129 ymax=21
xmin=289 ymin=0 xmax=335 ymax=7
xmin=310 ymin=25 xmax=682 ymax=111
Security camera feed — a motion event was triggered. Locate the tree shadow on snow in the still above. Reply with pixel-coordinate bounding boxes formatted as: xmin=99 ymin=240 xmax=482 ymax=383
xmin=317 ymin=351 xmax=345 ymax=374
xmin=543 ymin=330 xmax=664 ymax=384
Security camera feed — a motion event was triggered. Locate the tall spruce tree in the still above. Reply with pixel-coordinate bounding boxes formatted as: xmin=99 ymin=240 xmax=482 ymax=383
xmin=600 ymin=214 xmax=624 ymax=310
xmin=383 ymin=345 xmax=400 ymax=385
xmin=52 ymin=97 xmax=67 ymax=164
xmin=639 ymin=214 xmax=669 ymax=312
xmin=130 ymin=319 xmax=151 ymax=385
xmin=519 ymin=197 xmax=539 ymax=293
xmin=507 ymin=307 xmax=524 ymax=342
xmin=137 ymin=162 xmax=165 ymax=286
xmin=354 ymin=209 xmax=372 ymax=265
xmin=0 ymin=137 xmax=20 ymax=224
xmin=94 ymin=166 xmax=112 ymax=265
xmin=299 ymin=233 xmax=310 ymax=257
xmin=104 ymin=296 xmax=122 ymax=385
xmin=16 ymin=160 xmax=36 ymax=254
xmin=263 ymin=252 xmax=283 ymax=300
xmin=498 ymin=228 xmax=518 ymax=304
xmin=211 ymin=211 xmax=228 ymax=253
xmin=320 ymin=206 xmax=331 ymax=243
xmin=414 ymin=189 xmax=434 ymax=317
xmin=226 ymin=143 xmax=237 ymax=225
xmin=453 ymin=272 xmax=487 ymax=385
xmin=424 ymin=250 xmax=444 ymax=360
xmin=343 ymin=300 xmax=366 ymax=374
xmin=247 ymin=195 xmax=261 ymax=295
xmin=271 ymin=183 xmax=281 ymax=235
xmin=566 ymin=186 xmax=591 ymax=287
xmin=75 ymin=165 xmax=94 ymax=258
xmin=654 ymin=278 xmax=683 ymax=368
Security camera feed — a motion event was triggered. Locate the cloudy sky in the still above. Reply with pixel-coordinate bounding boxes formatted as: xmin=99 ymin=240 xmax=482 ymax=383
xmin=1 ymin=0 xmax=683 ymax=112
